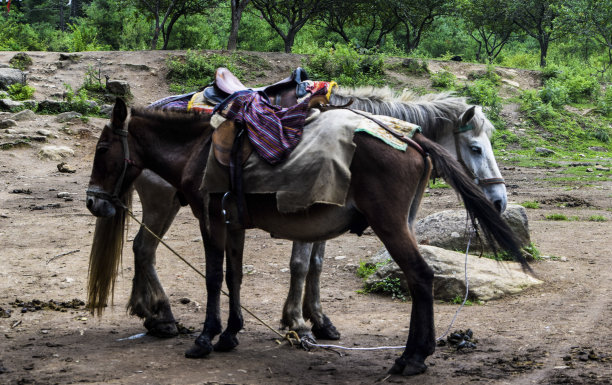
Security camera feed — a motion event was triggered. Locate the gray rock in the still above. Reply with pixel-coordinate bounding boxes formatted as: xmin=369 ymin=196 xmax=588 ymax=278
xmin=106 ymin=80 xmax=131 ymax=96
xmin=100 ymin=104 xmax=113 ymax=117
xmin=0 ymin=119 xmax=17 ymax=129
xmin=0 ymin=99 xmax=24 ymax=112
xmin=38 ymin=145 xmax=74 ymax=160
xmin=37 ymin=129 xmax=52 ymax=137
xmin=588 ymin=146 xmax=608 ymax=152
xmin=38 ymin=99 xmax=68 ymax=113
xmin=366 ymin=245 xmax=541 ymax=301
xmin=10 ymin=109 xmax=36 ymax=121
xmin=535 ymin=147 xmax=555 ymax=156
xmin=0 ymin=68 xmax=26 ymax=90
xmin=56 ymin=111 xmax=82 ymax=122
xmin=415 ymin=204 xmax=531 ymax=253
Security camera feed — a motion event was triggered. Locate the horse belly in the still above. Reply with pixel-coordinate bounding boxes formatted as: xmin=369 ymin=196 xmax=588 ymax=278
xmin=246 ymin=195 xmax=358 ymax=242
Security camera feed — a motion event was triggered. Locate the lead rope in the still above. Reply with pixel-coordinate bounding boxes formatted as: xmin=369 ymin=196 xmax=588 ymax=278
xmin=118 ymin=203 xmax=474 ymax=351
xmin=301 ymin=225 xmax=475 ymax=352
xmin=117 ymin=204 xmax=288 ymax=343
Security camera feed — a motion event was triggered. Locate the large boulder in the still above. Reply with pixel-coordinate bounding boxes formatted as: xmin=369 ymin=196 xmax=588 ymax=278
xmin=366 ymin=245 xmax=541 ymax=301
xmin=415 ymin=204 xmax=531 ymax=253
xmin=106 ymin=80 xmax=131 ymax=97
xmin=0 ymin=68 xmax=26 ymax=90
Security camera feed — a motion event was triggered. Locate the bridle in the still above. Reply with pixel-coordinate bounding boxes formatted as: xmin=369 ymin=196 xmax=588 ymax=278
xmin=86 ymin=123 xmax=140 ymax=207
xmin=453 ymin=121 xmax=505 ymax=187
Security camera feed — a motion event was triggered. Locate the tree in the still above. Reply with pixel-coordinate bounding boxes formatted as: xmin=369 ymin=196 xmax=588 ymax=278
xmin=511 ymin=0 xmax=563 ymax=67
xmin=461 ymin=0 xmax=517 ymax=63
xmin=393 ymin=0 xmax=452 ymax=53
xmin=133 ymin=0 xmax=219 ymax=49
xmin=559 ymin=0 xmax=612 ymax=75
xmin=250 ymin=0 xmax=324 ymax=53
xmin=227 ymin=0 xmax=250 ymax=50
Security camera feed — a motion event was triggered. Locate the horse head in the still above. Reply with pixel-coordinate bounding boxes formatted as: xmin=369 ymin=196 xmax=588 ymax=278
xmin=454 ymin=106 xmax=507 ymax=213
xmin=86 ymin=98 xmax=141 ymax=217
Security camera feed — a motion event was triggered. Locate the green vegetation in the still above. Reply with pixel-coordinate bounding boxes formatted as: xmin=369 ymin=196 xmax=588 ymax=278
xmin=356 ymin=259 xmax=409 ymax=301
xmin=588 ymin=215 xmax=607 ymax=222
xmin=7 ymin=84 xmax=35 ymax=101
xmin=429 ymin=180 xmax=451 ymax=189
xmin=305 ymin=43 xmax=385 ymax=87
xmin=546 ymin=213 xmax=568 ymax=221
xmin=520 ymin=201 xmax=540 ymax=209
xmin=166 ymin=51 xmax=245 ymax=93
xmin=430 ymin=70 xmax=456 ymax=89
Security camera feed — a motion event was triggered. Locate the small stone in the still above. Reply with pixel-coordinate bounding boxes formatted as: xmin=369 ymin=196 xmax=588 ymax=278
xmin=57 ymin=162 xmax=76 ymax=173
xmin=179 ymin=298 xmax=191 ymax=304
xmin=0 ymin=119 xmax=17 ymax=129
xmin=535 ymin=147 xmax=555 ymax=156
xmin=585 ymin=168 xmax=593 ymax=173
xmin=56 ymin=111 xmax=82 ymax=123
xmin=37 ymin=129 xmax=52 ymax=137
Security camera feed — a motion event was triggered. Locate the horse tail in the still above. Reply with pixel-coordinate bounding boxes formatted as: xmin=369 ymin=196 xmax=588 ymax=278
xmin=87 ymin=190 xmax=132 ymax=315
xmin=411 ymin=133 xmax=531 ymax=271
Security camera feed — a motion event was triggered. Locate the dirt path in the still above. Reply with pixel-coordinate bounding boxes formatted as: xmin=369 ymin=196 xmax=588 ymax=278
xmin=1 ymin=51 xmax=612 ymax=384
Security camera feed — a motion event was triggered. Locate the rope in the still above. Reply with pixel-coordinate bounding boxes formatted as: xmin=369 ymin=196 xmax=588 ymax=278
xmin=121 ymin=206 xmax=286 ymax=340
xmin=120 ymin=205 xmax=474 ymax=352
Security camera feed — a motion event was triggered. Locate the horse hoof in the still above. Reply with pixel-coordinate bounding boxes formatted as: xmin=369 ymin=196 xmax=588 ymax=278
xmin=213 ymin=332 xmax=239 ymax=352
xmin=388 ymin=359 xmax=427 ymax=376
xmin=311 ymin=315 xmax=341 ymax=340
xmin=144 ymin=320 xmax=179 ymax=338
xmin=185 ymin=336 xmax=214 ymax=358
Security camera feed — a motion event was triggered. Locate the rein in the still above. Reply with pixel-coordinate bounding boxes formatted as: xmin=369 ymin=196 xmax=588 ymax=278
xmin=453 ymin=123 xmax=505 ymax=186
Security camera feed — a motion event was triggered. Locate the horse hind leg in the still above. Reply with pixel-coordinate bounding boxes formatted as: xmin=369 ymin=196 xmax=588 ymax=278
xmin=129 ymin=172 xmax=181 ymax=338
xmin=303 ymin=241 xmax=340 ymax=340
xmin=281 ymin=241 xmax=315 ymax=340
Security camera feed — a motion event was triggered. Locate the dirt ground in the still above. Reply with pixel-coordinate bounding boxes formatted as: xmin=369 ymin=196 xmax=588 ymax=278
xmin=1 ymin=51 xmax=611 ymax=384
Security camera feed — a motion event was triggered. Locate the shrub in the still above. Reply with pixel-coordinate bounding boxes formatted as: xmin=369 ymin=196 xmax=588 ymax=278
xmin=306 ymin=43 xmax=385 ymax=87
xmin=463 ymin=79 xmax=502 ymax=117
xmin=539 ymin=79 xmax=569 ymax=108
xmin=166 ymin=51 xmax=244 ymax=93
xmin=546 ymin=213 xmax=568 ymax=221
xmin=520 ymin=201 xmax=540 ymax=209
xmin=588 ymin=215 xmax=607 ymax=222
xmin=430 ymin=70 xmax=456 ymax=89
xmin=63 ymin=84 xmax=99 ymax=115
xmin=7 ymin=84 xmax=35 ymax=101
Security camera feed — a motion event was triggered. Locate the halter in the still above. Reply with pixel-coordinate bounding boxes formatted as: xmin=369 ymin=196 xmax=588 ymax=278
xmin=86 ymin=123 xmax=139 ymax=207
xmin=453 ymin=122 xmax=505 ymax=186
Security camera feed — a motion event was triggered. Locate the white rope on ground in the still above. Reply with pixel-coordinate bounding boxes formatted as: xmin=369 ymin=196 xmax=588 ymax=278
xmin=301 ymin=226 xmax=474 ymax=351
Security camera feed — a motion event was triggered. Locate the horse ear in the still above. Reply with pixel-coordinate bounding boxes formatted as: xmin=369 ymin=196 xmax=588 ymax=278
xmin=460 ymin=106 xmax=476 ymax=127
xmin=111 ymin=98 xmax=128 ymax=128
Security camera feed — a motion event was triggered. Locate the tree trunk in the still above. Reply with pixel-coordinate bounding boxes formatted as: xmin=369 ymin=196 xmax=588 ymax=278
xmin=283 ymin=30 xmax=297 ymax=53
xmin=227 ymin=0 xmax=250 ymax=50
xmin=151 ymin=25 xmax=161 ymax=50
xmin=539 ymin=38 xmax=548 ymax=67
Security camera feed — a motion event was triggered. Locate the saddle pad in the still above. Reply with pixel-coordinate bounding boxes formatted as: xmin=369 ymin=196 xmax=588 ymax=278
xmin=202 ymin=108 xmax=362 ymax=213
xmin=354 ymin=115 xmax=422 ymax=151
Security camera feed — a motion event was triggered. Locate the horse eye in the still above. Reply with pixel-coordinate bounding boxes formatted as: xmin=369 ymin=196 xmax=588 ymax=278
xmin=470 ymin=146 xmax=482 ymax=154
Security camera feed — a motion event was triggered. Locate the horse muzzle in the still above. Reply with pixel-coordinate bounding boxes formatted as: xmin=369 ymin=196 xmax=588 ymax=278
xmin=86 ymin=187 xmax=117 ymax=218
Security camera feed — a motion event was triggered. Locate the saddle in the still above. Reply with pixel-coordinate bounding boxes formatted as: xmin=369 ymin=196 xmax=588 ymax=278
xmin=204 ymin=67 xmax=310 ymax=106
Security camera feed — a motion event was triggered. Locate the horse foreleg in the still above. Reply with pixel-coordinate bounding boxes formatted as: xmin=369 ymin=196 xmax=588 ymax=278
xmin=129 ymin=173 xmax=181 ymax=337
xmin=185 ymin=215 xmax=225 ymax=359
xmin=303 ymin=241 xmax=340 ymax=340
xmin=213 ymin=228 xmax=245 ymax=352
xmin=281 ymin=241 xmax=314 ymax=339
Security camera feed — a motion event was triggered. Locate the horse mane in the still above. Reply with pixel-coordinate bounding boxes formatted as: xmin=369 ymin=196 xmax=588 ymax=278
xmin=129 ymin=107 xmax=213 ymax=140
xmin=330 ymin=86 xmax=493 ymax=141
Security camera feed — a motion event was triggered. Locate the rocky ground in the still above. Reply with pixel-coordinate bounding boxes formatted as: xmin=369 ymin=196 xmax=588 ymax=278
xmin=0 ymin=51 xmax=611 ymax=384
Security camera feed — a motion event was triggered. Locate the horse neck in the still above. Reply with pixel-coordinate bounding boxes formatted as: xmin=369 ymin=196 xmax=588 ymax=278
xmin=329 ymin=92 xmax=457 ymax=144
xmin=128 ymin=116 xmax=211 ymax=189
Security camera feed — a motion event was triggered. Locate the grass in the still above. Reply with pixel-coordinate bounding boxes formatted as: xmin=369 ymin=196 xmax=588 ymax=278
xmin=520 ymin=201 xmax=540 ymax=209
xmin=588 ymin=215 xmax=607 ymax=222
xmin=429 ymin=180 xmax=450 ymax=189
xmin=546 ymin=213 xmax=568 ymax=221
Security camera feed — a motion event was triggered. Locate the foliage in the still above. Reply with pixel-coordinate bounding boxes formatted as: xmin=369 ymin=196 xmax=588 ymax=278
xmin=546 ymin=213 xmax=568 ymax=221
xmin=306 ymin=43 xmax=386 ymax=86
xmin=166 ymin=51 xmax=244 ymax=93
xmin=588 ymin=215 xmax=607 ymax=222
xmin=367 ymin=277 xmax=408 ymax=301
xmin=7 ymin=84 xmax=35 ymax=101
xmin=463 ymin=79 xmax=502 ymax=117
xmin=0 ymin=11 xmax=44 ymax=51
xmin=9 ymin=53 xmax=33 ymax=71
xmin=430 ymin=70 xmax=456 ymax=89
xmin=520 ymin=201 xmax=540 ymax=209
xmin=356 ymin=259 xmax=390 ymax=279
xmin=63 ymin=84 xmax=100 ymax=115
xmin=67 ymin=23 xmax=105 ymax=52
